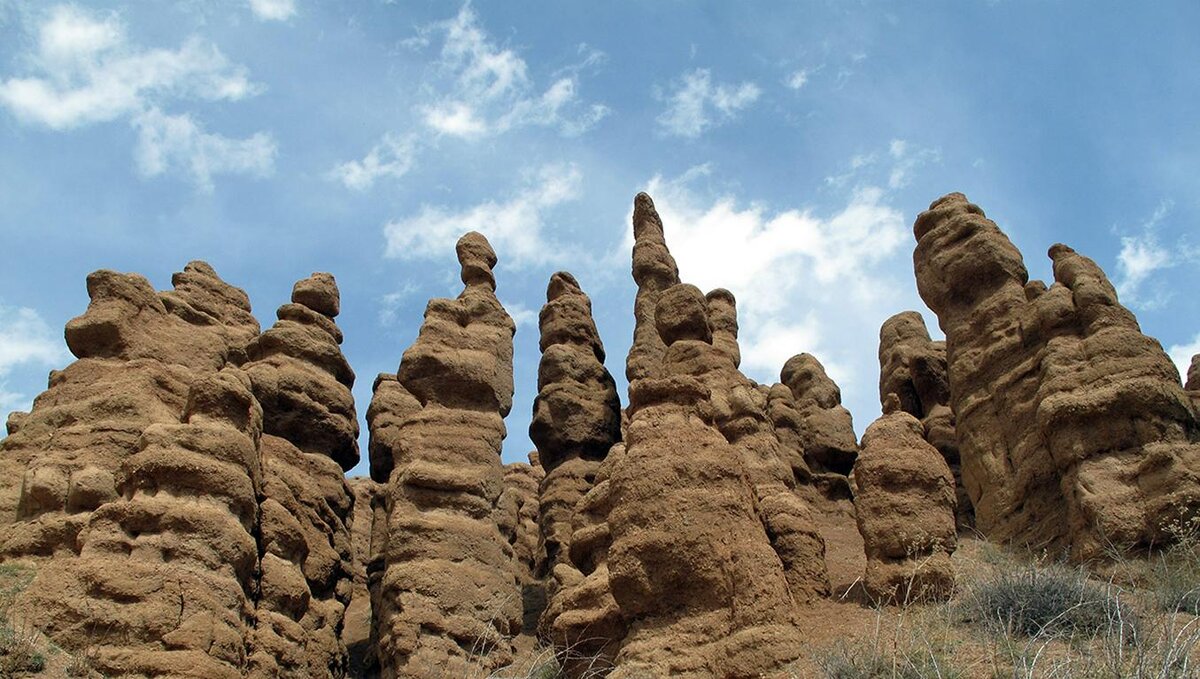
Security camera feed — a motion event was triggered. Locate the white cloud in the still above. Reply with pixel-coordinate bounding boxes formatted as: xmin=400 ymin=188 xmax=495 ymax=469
xmin=329 ymin=133 xmax=417 ymax=191
xmin=416 ymin=5 xmax=609 ymax=139
xmin=0 ymin=304 xmax=67 ymax=413
xmin=1168 ymin=333 xmax=1200 ymax=386
xmin=656 ymin=68 xmax=761 ymax=138
xmin=502 ymin=300 xmax=538 ymax=328
xmin=785 ymin=69 xmax=810 ymax=90
xmin=248 ymin=0 xmax=296 ymax=21
xmin=384 ymin=163 xmax=581 ymax=266
xmin=887 ymin=138 xmax=940 ymax=189
xmin=629 ymin=149 xmax=924 ymax=429
xmin=0 ymin=4 xmax=271 ymax=190
xmin=0 ymin=5 xmax=256 ymax=130
xmin=133 ymin=108 xmax=275 ymax=192
xmin=1113 ymin=201 xmax=1196 ymax=309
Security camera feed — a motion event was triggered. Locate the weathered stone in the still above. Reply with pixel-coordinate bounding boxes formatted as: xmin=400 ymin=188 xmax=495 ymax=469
xmin=913 ymin=192 xmax=1200 ymax=560
xmin=878 ymin=310 xmax=972 ymax=529
xmin=855 ymin=399 xmax=957 ymax=602
xmin=367 ymin=232 xmax=521 ymax=678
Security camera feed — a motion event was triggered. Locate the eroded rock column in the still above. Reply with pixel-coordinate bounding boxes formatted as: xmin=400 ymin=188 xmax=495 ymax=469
xmin=243 ymin=273 xmax=358 ymax=678
xmin=367 ymin=232 xmax=521 ymax=677
xmin=855 ymin=395 xmax=957 ymax=603
xmin=913 ymin=193 xmax=1200 ymax=560
xmin=878 ymin=310 xmax=971 ymax=528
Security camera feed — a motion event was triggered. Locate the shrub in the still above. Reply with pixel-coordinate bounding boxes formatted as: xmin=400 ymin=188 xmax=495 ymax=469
xmin=962 ymin=563 xmax=1137 ymax=640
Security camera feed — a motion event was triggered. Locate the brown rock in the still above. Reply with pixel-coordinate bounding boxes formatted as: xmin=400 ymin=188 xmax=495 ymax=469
xmin=913 ymin=193 xmax=1200 ymax=560
xmin=367 ymin=232 xmax=521 ymax=678
xmin=1 ymin=262 xmax=259 ymax=559
xmin=529 ymin=271 xmax=621 ymax=580
xmin=626 ymin=192 xmax=681 ymax=383
xmin=20 ymin=368 xmax=264 ymax=678
xmin=344 ymin=477 xmax=385 ymax=678
xmin=244 ymin=273 xmax=358 ymax=471
xmin=878 ymin=311 xmax=972 ymax=529
xmin=854 ymin=406 xmax=957 ymax=602
xmin=779 ymin=353 xmax=859 ymax=475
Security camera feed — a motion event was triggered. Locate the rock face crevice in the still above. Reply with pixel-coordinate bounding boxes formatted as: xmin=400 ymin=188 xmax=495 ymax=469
xmin=913 ymin=193 xmax=1200 ymax=560
xmin=366 ymin=232 xmax=521 ymax=678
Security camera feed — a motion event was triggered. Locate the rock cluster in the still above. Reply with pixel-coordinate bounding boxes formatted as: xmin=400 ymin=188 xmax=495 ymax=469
xmin=877 ymin=311 xmax=971 ymax=528
xmin=5 ymin=188 xmax=1199 ymax=678
xmin=913 ymin=193 xmax=1200 ymax=560
xmin=854 ymin=395 xmax=957 ymax=602
xmin=1 ymin=265 xmax=362 ymax=678
xmin=366 ymin=232 xmax=521 ymax=678
xmin=545 ymin=195 xmax=830 ymax=678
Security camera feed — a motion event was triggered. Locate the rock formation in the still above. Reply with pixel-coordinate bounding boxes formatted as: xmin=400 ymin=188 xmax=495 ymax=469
xmin=1 ymin=263 xmax=259 ymax=559
xmin=367 ymin=232 xmax=521 ymax=677
xmin=1188 ymin=355 xmax=1200 ymax=391
xmin=626 ymin=193 xmax=681 ymax=383
xmin=913 ymin=193 xmax=1200 ymax=560
xmin=21 ymin=368 xmax=265 ymax=677
xmin=878 ymin=310 xmax=971 ymax=528
xmin=855 ymin=395 xmax=957 ymax=602
xmin=244 ymin=273 xmax=358 ymax=677
xmin=529 ymin=272 xmax=621 ymax=576
xmin=496 ymin=456 xmax=546 ymax=635
xmin=547 ymin=196 xmax=828 ymax=678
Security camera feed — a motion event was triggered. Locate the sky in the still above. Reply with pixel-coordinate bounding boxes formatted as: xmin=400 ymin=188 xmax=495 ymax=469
xmin=1 ymin=1 xmax=1199 ymax=477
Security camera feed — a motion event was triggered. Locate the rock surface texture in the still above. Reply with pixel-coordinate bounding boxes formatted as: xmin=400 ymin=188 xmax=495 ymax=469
xmin=913 ymin=193 xmax=1200 ymax=560
xmin=244 ymin=274 xmax=359 ymax=677
xmin=366 ymin=232 xmax=521 ymax=678
xmin=855 ymin=395 xmax=957 ymax=602
xmin=878 ymin=311 xmax=972 ymax=528
xmin=547 ymin=195 xmax=829 ymax=678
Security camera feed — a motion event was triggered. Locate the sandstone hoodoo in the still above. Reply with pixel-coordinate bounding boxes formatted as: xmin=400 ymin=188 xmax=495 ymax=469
xmin=877 ymin=310 xmax=971 ymax=529
xmin=2 ymin=189 xmax=1199 ymax=678
xmin=913 ymin=192 xmax=1200 ymax=561
xmin=854 ymin=394 xmax=957 ymax=603
xmin=366 ymin=231 xmax=522 ymax=678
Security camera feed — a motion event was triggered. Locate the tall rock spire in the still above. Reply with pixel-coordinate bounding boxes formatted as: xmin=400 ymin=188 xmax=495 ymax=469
xmin=626 ymin=192 xmax=681 ymax=383
xmin=913 ymin=192 xmax=1200 ymax=560
xmin=244 ymin=273 xmax=358 ymax=676
xmin=878 ymin=310 xmax=971 ymax=528
xmin=530 ymin=272 xmax=621 ymax=572
xmin=367 ymin=232 xmax=520 ymax=677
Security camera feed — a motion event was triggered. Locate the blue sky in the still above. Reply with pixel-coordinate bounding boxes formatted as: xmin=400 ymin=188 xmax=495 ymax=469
xmin=1 ymin=1 xmax=1198 ymax=477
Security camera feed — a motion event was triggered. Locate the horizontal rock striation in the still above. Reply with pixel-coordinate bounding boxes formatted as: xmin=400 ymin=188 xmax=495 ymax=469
xmin=913 ymin=192 xmax=1200 ymax=560
xmin=878 ymin=310 xmax=971 ymax=528
xmin=367 ymin=232 xmax=521 ymax=678
xmin=855 ymin=395 xmax=957 ymax=602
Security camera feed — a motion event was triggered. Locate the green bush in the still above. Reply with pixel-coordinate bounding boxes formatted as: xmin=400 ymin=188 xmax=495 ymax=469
xmin=817 ymin=643 xmax=961 ymax=679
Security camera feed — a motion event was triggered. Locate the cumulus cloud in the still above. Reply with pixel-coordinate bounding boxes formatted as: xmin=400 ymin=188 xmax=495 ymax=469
xmin=248 ymin=0 xmax=297 ymax=21
xmin=133 ymin=108 xmax=275 ymax=191
xmin=1114 ymin=201 xmax=1196 ymax=309
xmin=0 ymin=304 xmax=67 ymax=412
xmin=417 ymin=5 xmax=609 ymax=139
xmin=328 ymin=133 xmax=418 ymax=191
xmin=384 ymin=163 xmax=581 ymax=266
xmin=0 ymin=4 xmax=272 ymax=189
xmin=631 ymin=146 xmax=928 ymax=425
xmin=656 ymin=69 xmax=760 ymax=138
